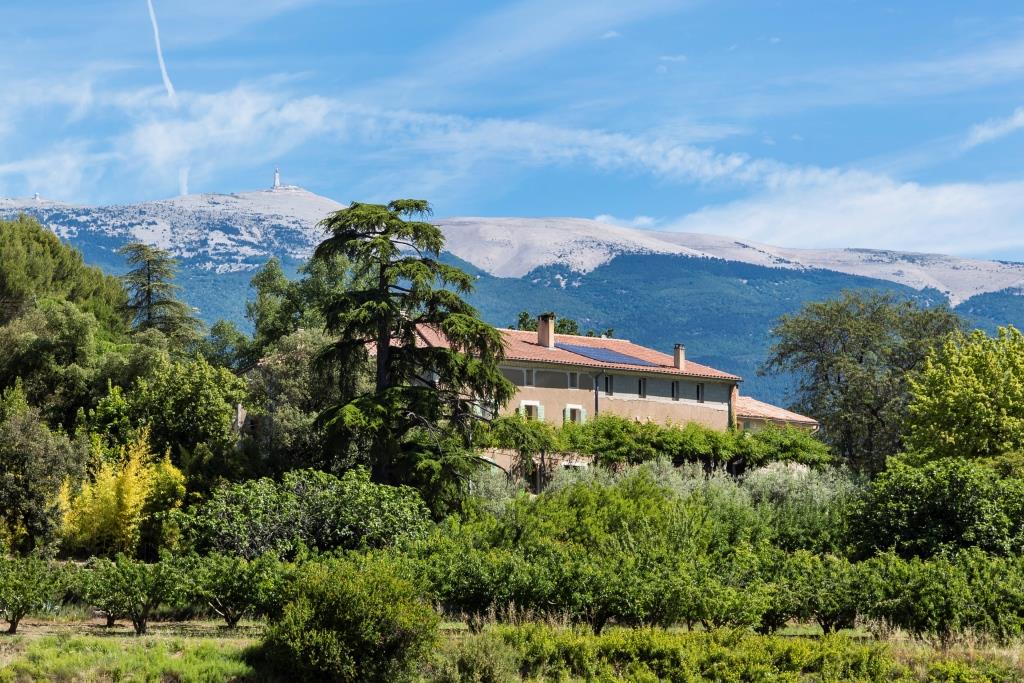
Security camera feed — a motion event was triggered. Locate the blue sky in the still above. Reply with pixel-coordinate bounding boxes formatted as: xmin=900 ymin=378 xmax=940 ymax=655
xmin=2 ymin=1 xmax=1024 ymax=258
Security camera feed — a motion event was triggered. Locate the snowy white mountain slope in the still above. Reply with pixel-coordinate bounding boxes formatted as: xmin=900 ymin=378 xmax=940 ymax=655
xmin=3 ymin=186 xmax=1023 ymax=305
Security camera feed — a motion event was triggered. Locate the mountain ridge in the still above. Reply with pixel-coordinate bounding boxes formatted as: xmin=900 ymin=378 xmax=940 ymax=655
xmin=4 ymin=186 xmax=1020 ymax=306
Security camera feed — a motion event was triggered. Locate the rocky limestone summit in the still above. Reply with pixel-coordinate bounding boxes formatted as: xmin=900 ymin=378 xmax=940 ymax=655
xmin=4 ymin=180 xmax=1024 ymax=304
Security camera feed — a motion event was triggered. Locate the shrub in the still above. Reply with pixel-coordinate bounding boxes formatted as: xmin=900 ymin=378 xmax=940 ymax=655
xmin=190 ymin=552 xmax=283 ymax=628
xmin=742 ymin=462 xmax=861 ymax=553
xmin=0 ymin=555 xmax=66 ymax=634
xmin=61 ymin=429 xmax=186 ymax=558
xmin=78 ymin=554 xmax=186 ymax=635
xmin=259 ymin=554 xmax=439 ymax=682
xmin=180 ymin=468 xmax=431 ymax=559
xmin=852 ymin=458 xmax=1024 ymax=558
xmin=862 ymin=553 xmax=972 ymax=646
xmin=431 ymin=625 xmax=894 ymax=682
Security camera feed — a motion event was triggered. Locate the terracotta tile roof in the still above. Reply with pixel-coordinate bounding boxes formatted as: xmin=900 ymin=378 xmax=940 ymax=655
xmin=735 ymin=396 xmax=818 ymax=426
xmin=416 ymin=326 xmax=741 ymax=382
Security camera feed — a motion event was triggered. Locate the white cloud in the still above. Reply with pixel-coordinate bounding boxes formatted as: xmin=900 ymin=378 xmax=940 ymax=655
xmin=659 ymin=54 xmax=687 ymax=62
xmin=666 ymin=173 xmax=1024 ymax=256
xmin=595 ymin=214 xmax=658 ymax=228
xmin=964 ymin=106 xmax=1024 ymax=149
xmin=601 ymin=30 xmax=621 ymax=39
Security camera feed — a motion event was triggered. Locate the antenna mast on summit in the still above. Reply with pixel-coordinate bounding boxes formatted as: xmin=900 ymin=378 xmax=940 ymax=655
xmin=273 ymin=167 xmax=281 ymax=189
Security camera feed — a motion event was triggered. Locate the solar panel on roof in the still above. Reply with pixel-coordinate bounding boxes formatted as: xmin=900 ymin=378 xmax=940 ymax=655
xmin=554 ymin=342 xmax=660 ymax=367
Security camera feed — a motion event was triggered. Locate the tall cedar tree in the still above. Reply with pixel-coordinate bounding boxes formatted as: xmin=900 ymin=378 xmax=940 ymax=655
xmin=117 ymin=243 xmax=201 ymax=342
xmin=763 ymin=291 xmax=961 ymax=473
xmin=313 ymin=200 xmax=515 ymax=488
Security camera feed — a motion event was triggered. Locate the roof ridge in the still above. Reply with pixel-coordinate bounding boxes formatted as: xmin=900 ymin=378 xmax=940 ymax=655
xmin=496 ymin=327 xmax=632 ymax=343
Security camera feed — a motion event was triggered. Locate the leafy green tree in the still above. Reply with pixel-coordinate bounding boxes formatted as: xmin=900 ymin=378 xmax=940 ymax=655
xmin=199 ymin=319 xmax=251 ymax=371
xmin=0 ymin=298 xmax=101 ymax=428
xmin=0 ymin=384 xmax=87 ymax=552
xmin=861 ymin=553 xmax=973 ymax=646
xmin=117 ymin=242 xmax=201 ymax=343
xmin=784 ymin=551 xmax=861 ymax=633
xmin=764 ymin=291 xmax=962 ymax=473
xmin=0 ymin=215 xmax=129 ymax=337
xmin=245 ymin=253 xmax=356 ymax=359
xmin=851 ymin=458 xmax=1024 ymax=558
xmin=313 ymin=200 xmax=514 ymax=497
xmin=126 ymin=354 xmax=246 ymax=480
xmin=191 ymin=552 xmax=283 ymax=628
xmin=243 ymin=328 xmax=345 ymax=474
xmin=0 ymin=555 xmax=67 ymax=634
xmin=79 ymin=553 xmax=186 ymax=635
xmin=907 ymin=327 xmax=1024 ymax=459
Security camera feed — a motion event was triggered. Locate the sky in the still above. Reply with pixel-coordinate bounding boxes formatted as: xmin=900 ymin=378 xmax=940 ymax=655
xmin=2 ymin=1 xmax=1024 ymax=259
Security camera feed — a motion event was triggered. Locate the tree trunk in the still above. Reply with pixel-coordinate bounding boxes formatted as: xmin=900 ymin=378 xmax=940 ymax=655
xmin=6 ymin=616 xmax=20 ymax=635
xmin=105 ymin=613 xmax=117 ymax=628
xmin=133 ymin=618 xmax=147 ymax=636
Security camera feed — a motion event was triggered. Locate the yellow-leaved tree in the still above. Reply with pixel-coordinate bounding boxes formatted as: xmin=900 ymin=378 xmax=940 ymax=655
xmin=61 ymin=427 xmax=185 ymax=558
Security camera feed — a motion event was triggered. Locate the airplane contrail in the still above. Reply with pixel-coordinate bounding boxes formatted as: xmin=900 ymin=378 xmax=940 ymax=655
xmin=146 ymin=0 xmax=177 ymax=106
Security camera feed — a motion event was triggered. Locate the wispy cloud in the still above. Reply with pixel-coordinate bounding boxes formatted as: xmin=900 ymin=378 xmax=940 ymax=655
xmin=964 ymin=106 xmax=1024 ymax=149
xmin=349 ymin=0 xmax=691 ymax=106
xmin=665 ymin=173 xmax=1024 ymax=257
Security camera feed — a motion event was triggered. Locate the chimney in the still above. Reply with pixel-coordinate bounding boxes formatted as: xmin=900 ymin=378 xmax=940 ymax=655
xmin=674 ymin=343 xmax=686 ymax=370
xmin=538 ymin=313 xmax=556 ymax=348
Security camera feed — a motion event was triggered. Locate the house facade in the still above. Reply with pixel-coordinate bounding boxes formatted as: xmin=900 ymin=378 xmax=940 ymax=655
xmin=491 ymin=314 xmax=815 ymax=432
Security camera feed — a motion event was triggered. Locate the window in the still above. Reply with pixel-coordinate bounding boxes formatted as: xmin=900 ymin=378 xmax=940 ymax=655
xmin=671 ymin=381 xmax=680 ymax=401
xmin=604 ymin=375 xmax=614 ymax=396
xmin=520 ymin=401 xmax=542 ymax=421
xmin=524 ymin=369 xmax=535 ymax=387
xmin=564 ymin=404 xmax=586 ymax=424
xmin=568 ymin=372 xmax=579 ymax=389
xmin=696 ymin=383 xmax=705 ymax=403
xmin=638 ymin=377 xmax=647 ymax=398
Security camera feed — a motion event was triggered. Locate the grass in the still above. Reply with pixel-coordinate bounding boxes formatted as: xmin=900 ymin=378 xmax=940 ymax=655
xmin=3 ymin=618 xmax=1024 ymax=682
xmin=0 ymin=619 xmax=264 ymax=683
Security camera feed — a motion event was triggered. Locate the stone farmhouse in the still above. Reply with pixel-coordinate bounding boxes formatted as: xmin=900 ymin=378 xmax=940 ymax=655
xmin=481 ymin=314 xmax=815 ymax=432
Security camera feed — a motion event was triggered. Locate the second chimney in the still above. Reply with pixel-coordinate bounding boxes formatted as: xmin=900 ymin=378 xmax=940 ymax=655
xmin=538 ymin=313 xmax=556 ymax=348
xmin=674 ymin=343 xmax=686 ymax=370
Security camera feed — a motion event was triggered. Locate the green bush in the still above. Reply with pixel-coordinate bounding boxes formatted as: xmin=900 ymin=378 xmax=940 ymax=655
xmin=180 ymin=467 xmax=431 ymax=559
xmin=742 ymin=463 xmax=861 ymax=554
xmin=852 ymin=458 xmax=1024 ymax=558
xmin=0 ymin=555 xmax=67 ymax=634
xmin=259 ymin=554 xmax=439 ymax=682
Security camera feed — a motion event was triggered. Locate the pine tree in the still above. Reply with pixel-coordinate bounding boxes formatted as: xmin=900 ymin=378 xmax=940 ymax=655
xmin=117 ymin=243 xmax=201 ymax=343
xmin=313 ymin=200 xmax=514 ymax=502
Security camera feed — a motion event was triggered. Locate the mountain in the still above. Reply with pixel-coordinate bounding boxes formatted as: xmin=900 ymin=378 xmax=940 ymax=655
xmin=4 ymin=184 xmax=1024 ymax=401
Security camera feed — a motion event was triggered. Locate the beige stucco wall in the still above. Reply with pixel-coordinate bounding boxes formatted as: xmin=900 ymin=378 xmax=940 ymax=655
xmin=498 ymin=363 xmax=735 ymax=432
xmin=599 ymin=394 xmax=730 ymax=430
